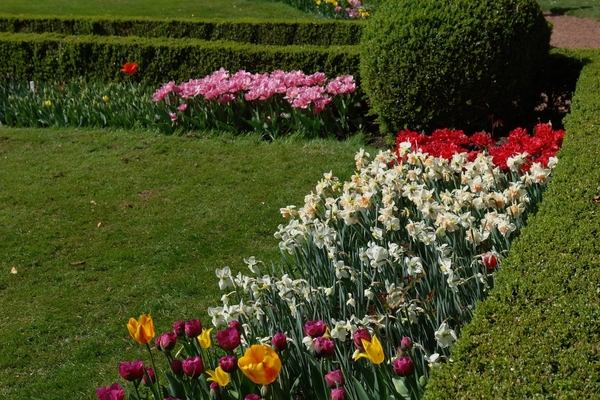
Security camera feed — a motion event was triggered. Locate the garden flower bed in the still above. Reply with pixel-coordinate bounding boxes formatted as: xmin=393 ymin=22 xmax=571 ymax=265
xmin=98 ymin=122 xmax=566 ymax=399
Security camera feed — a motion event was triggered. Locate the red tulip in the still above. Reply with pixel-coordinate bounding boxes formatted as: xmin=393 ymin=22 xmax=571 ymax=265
xmin=121 ymin=62 xmax=138 ymax=75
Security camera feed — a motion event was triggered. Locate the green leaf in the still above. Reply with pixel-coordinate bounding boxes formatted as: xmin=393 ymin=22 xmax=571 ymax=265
xmin=392 ymin=377 xmax=410 ymax=400
xmin=353 ymin=376 xmax=373 ymax=400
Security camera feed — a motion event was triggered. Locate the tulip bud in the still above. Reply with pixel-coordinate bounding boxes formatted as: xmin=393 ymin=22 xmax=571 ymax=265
xmin=303 ymin=320 xmax=327 ymax=338
xmin=330 ymin=387 xmax=346 ymax=400
xmin=157 ymin=332 xmax=177 ymax=351
xmin=118 ymin=360 xmax=144 ymax=381
xmin=210 ymin=381 xmax=221 ymax=398
xmin=353 ymin=328 xmax=371 ymax=352
xmin=219 ymin=355 xmax=238 ymax=373
xmin=229 ymin=320 xmax=242 ymax=332
xmin=182 ymin=356 xmax=204 ymax=378
xmin=170 ymin=359 xmax=183 ymax=375
xmin=185 ymin=319 xmax=202 ymax=338
xmin=272 ymin=333 xmax=288 ymax=352
xmin=392 ymin=356 xmax=414 ymax=377
xmin=324 ymin=369 xmax=344 ymax=388
xmin=143 ymin=367 xmax=156 ymax=385
xmin=480 ymin=252 xmax=498 ymax=270
xmin=173 ymin=320 xmax=186 ymax=337
xmin=216 ymin=326 xmax=241 ymax=351
xmin=400 ymin=336 xmax=412 ymax=351
xmin=314 ymin=337 xmax=335 ymax=358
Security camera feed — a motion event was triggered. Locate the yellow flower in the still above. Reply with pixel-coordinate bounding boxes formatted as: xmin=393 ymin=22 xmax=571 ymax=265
xmin=198 ymin=327 xmax=214 ymax=349
xmin=238 ymin=344 xmax=282 ymax=385
xmin=44 ymin=100 xmax=52 ymax=107
xmin=207 ymin=366 xmax=230 ymax=387
xmin=315 ymin=0 xmax=322 ymax=5
xmin=102 ymin=95 xmax=109 ymax=102
xmin=127 ymin=314 xmax=155 ymax=345
xmin=353 ymin=335 xmax=385 ymax=364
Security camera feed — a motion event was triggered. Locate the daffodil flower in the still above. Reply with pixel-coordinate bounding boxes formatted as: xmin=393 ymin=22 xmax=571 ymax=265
xmin=206 ymin=366 xmax=230 ymax=387
xmin=353 ymin=334 xmax=384 ymax=364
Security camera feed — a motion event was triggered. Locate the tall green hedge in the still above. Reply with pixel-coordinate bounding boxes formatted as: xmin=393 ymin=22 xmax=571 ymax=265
xmin=423 ymin=48 xmax=600 ymax=399
xmin=0 ymin=33 xmax=361 ymax=86
xmin=0 ymin=15 xmax=364 ymax=46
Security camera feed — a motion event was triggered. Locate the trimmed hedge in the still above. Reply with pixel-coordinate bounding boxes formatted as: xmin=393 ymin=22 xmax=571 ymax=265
xmin=0 ymin=33 xmax=360 ymax=86
xmin=360 ymin=0 xmax=551 ymax=133
xmin=424 ymin=48 xmax=600 ymax=399
xmin=0 ymin=15 xmax=364 ymax=46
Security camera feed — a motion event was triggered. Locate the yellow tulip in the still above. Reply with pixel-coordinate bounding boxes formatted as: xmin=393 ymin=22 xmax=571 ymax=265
xmin=198 ymin=327 xmax=214 ymax=349
xmin=238 ymin=344 xmax=282 ymax=385
xmin=353 ymin=335 xmax=385 ymax=364
xmin=207 ymin=366 xmax=230 ymax=387
xmin=127 ymin=314 xmax=155 ymax=345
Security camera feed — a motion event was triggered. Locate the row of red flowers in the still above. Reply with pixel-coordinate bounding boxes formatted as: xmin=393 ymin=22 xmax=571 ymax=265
xmin=395 ymin=123 xmax=564 ymax=171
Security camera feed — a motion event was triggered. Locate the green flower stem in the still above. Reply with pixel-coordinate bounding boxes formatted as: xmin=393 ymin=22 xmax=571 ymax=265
xmin=146 ymin=342 xmax=164 ymax=400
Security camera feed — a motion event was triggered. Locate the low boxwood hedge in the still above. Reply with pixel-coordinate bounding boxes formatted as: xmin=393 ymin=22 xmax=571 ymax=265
xmin=0 ymin=32 xmax=360 ymax=86
xmin=424 ymin=48 xmax=600 ymax=399
xmin=0 ymin=15 xmax=364 ymax=46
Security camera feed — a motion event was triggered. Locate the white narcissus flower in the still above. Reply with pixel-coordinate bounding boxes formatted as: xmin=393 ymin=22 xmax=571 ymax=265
xmin=435 ymin=322 xmax=457 ymax=348
xmin=244 ymin=256 xmax=261 ymax=275
xmin=215 ymin=267 xmax=234 ymax=290
xmin=346 ymin=293 xmax=356 ymax=308
xmin=302 ymin=336 xmax=314 ymax=352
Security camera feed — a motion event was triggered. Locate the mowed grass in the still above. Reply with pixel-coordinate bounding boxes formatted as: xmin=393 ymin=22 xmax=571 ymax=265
xmin=0 ymin=0 xmax=314 ymax=20
xmin=538 ymin=0 xmax=600 ymax=21
xmin=0 ymin=127 xmax=366 ymax=399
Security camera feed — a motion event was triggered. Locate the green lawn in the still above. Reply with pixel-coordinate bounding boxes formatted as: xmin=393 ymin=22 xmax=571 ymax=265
xmin=0 ymin=0 xmax=314 ymax=20
xmin=538 ymin=0 xmax=600 ymax=21
xmin=0 ymin=127 xmax=367 ymax=398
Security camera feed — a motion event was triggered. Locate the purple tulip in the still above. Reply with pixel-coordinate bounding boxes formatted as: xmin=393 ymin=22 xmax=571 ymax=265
xmin=219 ymin=355 xmax=238 ymax=373
xmin=245 ymin=395 xmax=261 ymax=400
xmin=331 ymin=387 xmax=346 ymax=400
xmin=314 ymin=337 xmax=335 ymax=358
xmin=229 ymin=320 xmax=242 ymax=332
xmin=156 ymin=332 xmax=177 ymax=351
xmin=272 ymin=333 xmax=288 ymax=352
xmin=324 ymin=369 xmax=344 ymax=388
xmin=96 ymin=383 xmax=125 ymax=400
xmin=401 ymin=336 xmax=412 ymax=351
xmin=171 ymin=359 xmax=183 ymax=375
xmin=353 ymin=328 xmax=371 ymax=352
xmin=303 ymin=320 xmax=327 ymax=338
xmin=393 ymin=356 xmax=414 ymax=377
xmin=182 ymin=356 xmax=204 ymax=378
xmin=185 ymin=319 xmax=202 ymax=338
xmin=173 ymin=320 xmax=186 ymax=337
xmin=118 ymin=360 xmax=144 ymax=381
xmin=143 ymin=367 xmax=156 ymax=385
xmin=216 ymin=326 xmax=241 ymax=351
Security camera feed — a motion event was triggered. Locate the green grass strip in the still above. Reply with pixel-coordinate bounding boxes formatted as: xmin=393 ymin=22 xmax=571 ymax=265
xmin=0 ymin=128 xmax=368 ymax=398
xmin=424 ymin=48 xmax=600 ymax=398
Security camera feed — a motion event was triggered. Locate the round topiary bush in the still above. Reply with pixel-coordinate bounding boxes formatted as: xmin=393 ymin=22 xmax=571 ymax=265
xmin=360 ymin=0 xmax=551 ymax=133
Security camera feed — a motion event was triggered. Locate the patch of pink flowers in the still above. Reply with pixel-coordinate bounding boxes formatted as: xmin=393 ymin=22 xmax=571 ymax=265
xmin=395 ymin=123 xmax=565 ymax=172
xmin=153 ymin=68 xmax=356 ymax=114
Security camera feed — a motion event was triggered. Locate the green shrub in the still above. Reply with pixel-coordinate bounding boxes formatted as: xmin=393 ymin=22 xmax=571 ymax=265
xmin=360 ymin=0 xmax=551 ymax=133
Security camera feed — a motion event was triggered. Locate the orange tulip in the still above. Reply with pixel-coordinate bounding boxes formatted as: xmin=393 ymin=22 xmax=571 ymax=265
xmin=238 ymin=344 xmax=281 ymax=385
xmin=121 ymin=62 xmax=138 ymax=75
xmin=127 ymin=314 xmax=155 ymax=345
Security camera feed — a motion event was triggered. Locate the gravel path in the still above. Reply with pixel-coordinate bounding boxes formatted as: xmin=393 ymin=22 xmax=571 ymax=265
xmin=545 ymin=13 xmax=600 ymax=49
